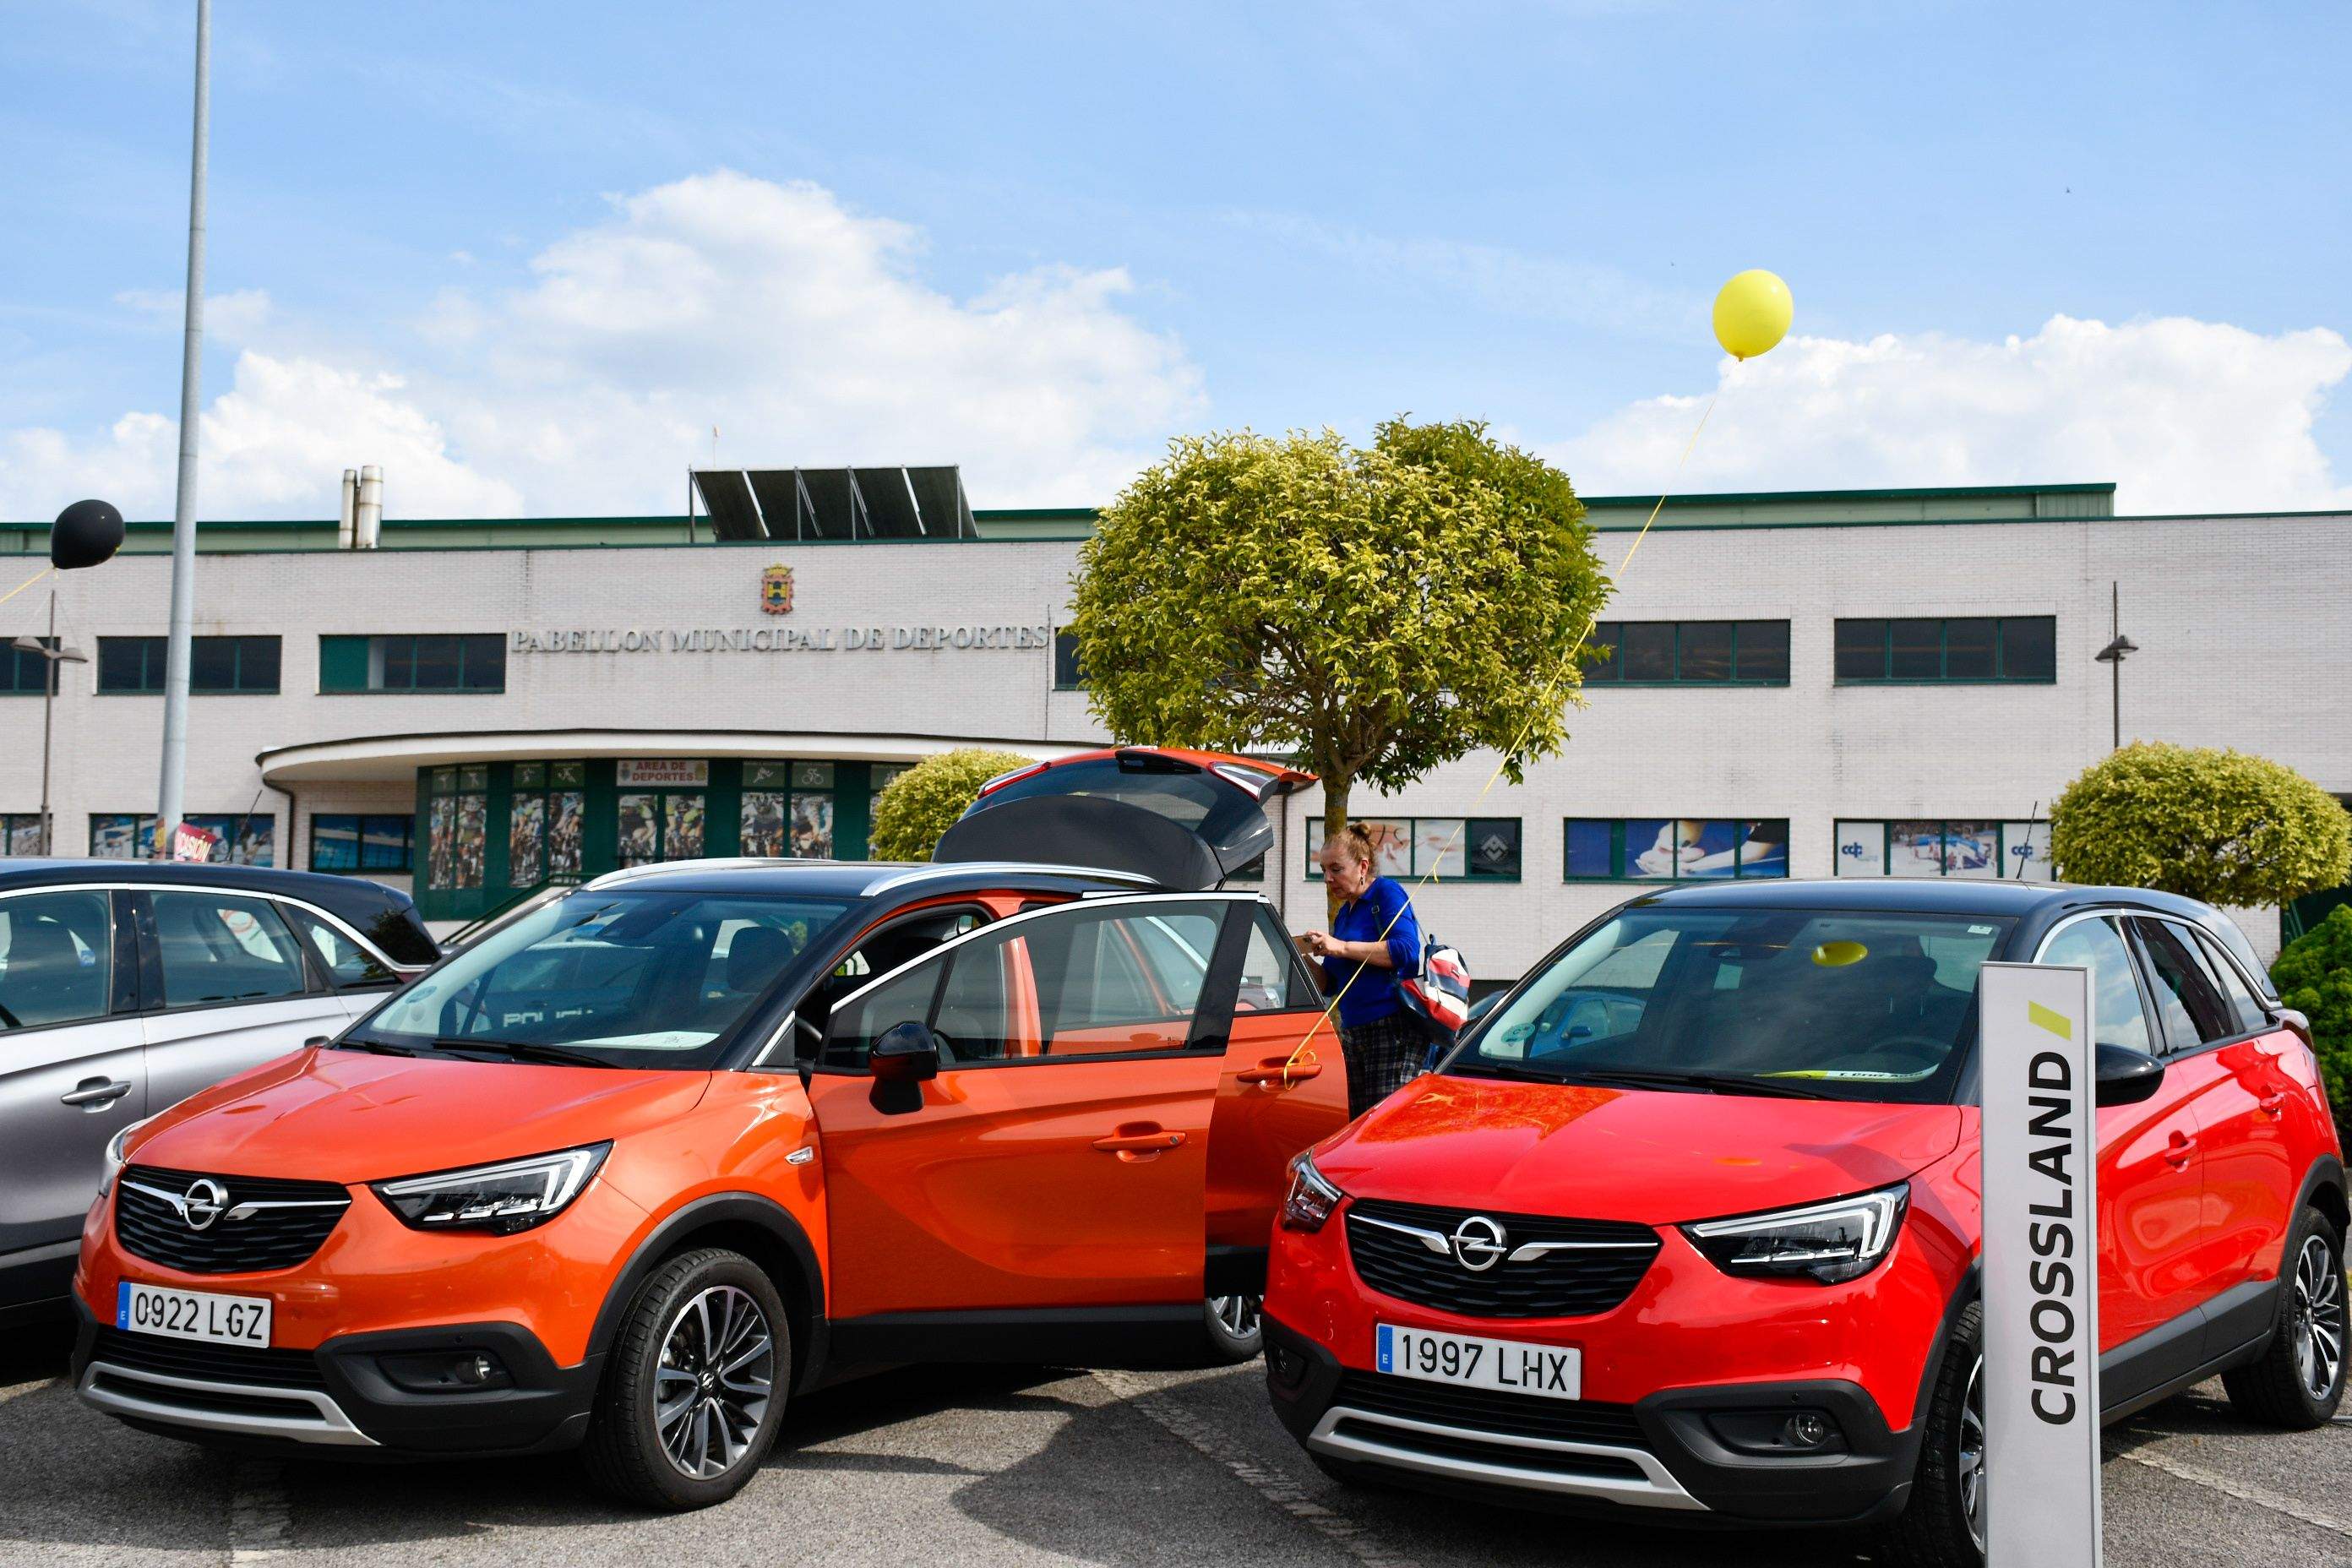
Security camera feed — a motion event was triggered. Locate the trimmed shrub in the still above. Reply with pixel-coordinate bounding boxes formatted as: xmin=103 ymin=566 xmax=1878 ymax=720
xmin=867 ymin=749 xmax=1037 ymax=863
xmin=2274 ymin=904 xmax=2352 ymax=1149
xmin=2049 ymin=743 xmax=2351 ymax=904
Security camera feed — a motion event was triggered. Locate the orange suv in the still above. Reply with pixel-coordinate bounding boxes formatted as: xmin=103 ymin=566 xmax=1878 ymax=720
xmin=72 ymin=749 xmax=1348 ymax=1507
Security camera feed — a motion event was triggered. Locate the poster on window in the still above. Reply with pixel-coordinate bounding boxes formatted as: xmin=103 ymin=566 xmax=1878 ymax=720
xmin=1833 ymin=820 xmax=1886 ymax=876
xmin=1625 ymin=819 xmax=1681 ymax=879
xmin=5 ymin=819 xmax=38 ymax=856
xmin=663 ymin=793 xmax=705 ymax=861
xmin=453 ymin=796 xmax=485 ymax=887
xmin=1734 ymin=820 xmax=1789 ymax=879
xmin=617 ymin=794 xmax=657 ymax=865
xmin=2002 ymin=821 xmax=2054 ymax=881
xmin=790 ymin=793 xmax=834 ymax=858
xmin=547 ymin=792 xmax=583 ymax=879
xmin=1413 ymin=819 xmax=1466 ymax=879
xmin=1889 ymin=821 xmax=1945 ymax=877
xmin=618 ymin=760 xmax=708 ymax=787
xmin=509 ymin=795 xmax=546 ymax=886
xmin=1306 ymin=819 xmax=1410 ymax=878
xmin=427 ymin=797 xmax=457 ymax=888
xmin=1942 ymin=820 xmax=2000 ymax=879
xmin=741 ymin=792 xmax=790 ymax=858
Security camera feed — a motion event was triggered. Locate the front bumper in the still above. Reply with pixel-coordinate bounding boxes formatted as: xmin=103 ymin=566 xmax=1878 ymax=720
xmin=1264 ymin=1317 xmax=1917 ymax=1524
xmin=71 ymin=1298 xmax=602 ymax=1457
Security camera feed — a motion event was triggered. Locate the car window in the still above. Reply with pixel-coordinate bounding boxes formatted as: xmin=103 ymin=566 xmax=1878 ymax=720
xmin=1459 ymin=907 xmax=2012 ymax=1103
xmin=2040 ymin=916 xmax=2154 ymax=1055
xmin=2132 ymin=917 xmax=2240 ymax=1049
xmin=0 ymin=890 xmax=115 ymax=1032
xmin=824 ymin=955 xmax=947 ymax=1069
xmin=151 ymin=891 xmax=310 ymax=1008
xmin=1031 ymin=906 xmax=1220 ymax=1048
xmin=277 ymin=903 xmax=396 ymax=988
xmin=2186 ymin=924 xmax=2269 ymax=1036
xmin=1239 ymin=906 xmax=1313 ymax=1011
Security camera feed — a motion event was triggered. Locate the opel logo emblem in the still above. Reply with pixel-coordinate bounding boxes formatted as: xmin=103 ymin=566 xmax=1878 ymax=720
xmin=181 ymin=1179 xmax=227 ymax=1232
xmin=1450 ymin=1215 xmax=1508 ymax=1272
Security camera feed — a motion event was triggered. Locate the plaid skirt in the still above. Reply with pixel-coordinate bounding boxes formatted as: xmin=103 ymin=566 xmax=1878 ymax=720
xmin=1340 ymin=1011 xmax=1429 ymax=1118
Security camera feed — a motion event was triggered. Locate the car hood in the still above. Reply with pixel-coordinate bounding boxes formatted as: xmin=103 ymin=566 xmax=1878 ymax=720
xmin=128 ymin=1048 xmax=711 ymax=1185
xmin=1315 ymin=1075 xmax=1963 ymax=1225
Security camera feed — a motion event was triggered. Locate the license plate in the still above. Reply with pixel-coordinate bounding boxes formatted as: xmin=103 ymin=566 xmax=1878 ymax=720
xmin=1376 ymin=1323 xmax=1580 ymax=1399
xmin=117 ymin=1282 xmax=272 ymax=1348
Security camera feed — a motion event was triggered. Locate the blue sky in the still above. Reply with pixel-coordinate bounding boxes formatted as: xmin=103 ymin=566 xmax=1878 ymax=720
xmin=3 ymin=0 xmax=2348 ymax=518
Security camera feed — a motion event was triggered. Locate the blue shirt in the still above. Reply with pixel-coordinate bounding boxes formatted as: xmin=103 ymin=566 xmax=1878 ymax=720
xmin=1321 ymin=875 xmax=1422 ymax=1030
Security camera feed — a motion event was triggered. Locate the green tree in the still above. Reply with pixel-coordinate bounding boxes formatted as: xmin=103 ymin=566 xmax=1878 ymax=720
xmin=1068 ymin=418 xmax=1609 ymax=869
xmin=868 ymin=749 xmax=1036 ymax=862
xmin=2048 ymin=743 xmax=2352 ymax=904
xmin=2273 ymin=905 xmax=2352 ymax=1148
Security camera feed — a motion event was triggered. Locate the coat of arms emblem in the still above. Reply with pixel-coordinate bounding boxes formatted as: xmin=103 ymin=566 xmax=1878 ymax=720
xmin=760 ymin=564 xmax=794 ymax=616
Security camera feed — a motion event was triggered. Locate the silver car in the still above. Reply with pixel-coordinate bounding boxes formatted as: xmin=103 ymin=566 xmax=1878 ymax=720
xmin=0 ymin=859 xmax=437 ymax=1324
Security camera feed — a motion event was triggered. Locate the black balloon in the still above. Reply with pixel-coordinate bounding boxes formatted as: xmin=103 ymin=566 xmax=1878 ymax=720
xmin=51 ymin=499 xmax=125 ymax=569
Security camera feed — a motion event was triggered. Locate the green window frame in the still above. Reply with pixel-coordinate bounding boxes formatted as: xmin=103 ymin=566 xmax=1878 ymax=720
xmin=2 ymin=812 xmax=47 ymax=855
xmin=1832 ymin=617 xmax=2055 ymax=684
xmin=1051 ymin=629 xmax=1086 ymax=690
xmin=309 ymin=814 xmax=416 ymax=874
xmin=507 ymin=761 xmax=588 ymax=886
xmin=2 ymin=637 xmax=57 ymax=694
xmin=1832 ymin=819 xmax=2053 ymax=879
xmin=1583 ymin=620 xmax=1789 ymax=686
xmin=1562 ymin=818 xmax=1790 ymax=881
xmin=1305 ymin=817 xmax=1522 ymax=883
xmin=319 ymin=634 xmax=506 ymax=693
xmin=95 ymin=635 xmax=280 ymax=694
xmin=89 ymin=811 xmax=275 ymax=864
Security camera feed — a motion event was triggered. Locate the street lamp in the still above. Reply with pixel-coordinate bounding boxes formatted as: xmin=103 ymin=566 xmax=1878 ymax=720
xmin=12 ymin=592 xmax=90 ymax=857
xmin=2092 ymin=582 xmax=2136 ymax=752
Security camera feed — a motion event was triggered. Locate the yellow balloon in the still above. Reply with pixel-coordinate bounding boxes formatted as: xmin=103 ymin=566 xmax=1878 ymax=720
xmin=1712 ymin=269 xmax=1793 ymax=360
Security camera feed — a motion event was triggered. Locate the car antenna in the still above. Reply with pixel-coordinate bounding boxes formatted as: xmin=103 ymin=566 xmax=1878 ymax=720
xmin=2007 ymin=803 xmax=2040 ymax=879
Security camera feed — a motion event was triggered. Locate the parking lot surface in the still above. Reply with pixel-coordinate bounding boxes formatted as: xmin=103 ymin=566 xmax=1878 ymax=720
xmin=3 ymin=1321 xmax=2348 ymax=1567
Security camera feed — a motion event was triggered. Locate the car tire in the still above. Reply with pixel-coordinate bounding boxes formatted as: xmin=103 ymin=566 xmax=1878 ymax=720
xmin=1202 ymin=1293 xmax=1264 ymax=1364
xmin=582 ymin=1247 xmax=792 ymax=1511
xmin=2221 ymin=1204 xmax=2348 ymax=1429
xmin=1879 ymin=1299 xmax=1985 ymax=1568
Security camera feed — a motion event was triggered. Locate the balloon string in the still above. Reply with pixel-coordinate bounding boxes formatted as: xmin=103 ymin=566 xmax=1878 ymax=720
xmin=1282 ymin=389 xmax=1723 ymax=1083
xmin=0 ymin=565 xmax=55 ymax=611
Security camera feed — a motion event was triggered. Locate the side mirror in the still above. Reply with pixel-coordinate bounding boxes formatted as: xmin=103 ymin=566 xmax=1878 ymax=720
xmin=871 ymin=1021 xmax=940 ymax=1085
xmin=2093 ymin=1043 xmax=2165 ymax=1108
xmin=303 ymin=1036 xmax=330 ymax=1049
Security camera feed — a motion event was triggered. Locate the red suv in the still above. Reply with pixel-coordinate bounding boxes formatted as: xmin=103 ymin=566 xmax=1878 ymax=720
xmin=1263 ymin=880 xmax=2344 ymax=1565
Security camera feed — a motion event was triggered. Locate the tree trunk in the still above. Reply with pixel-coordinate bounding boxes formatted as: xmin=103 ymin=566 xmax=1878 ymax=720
xmin=1322 ymin=772 xmax=1351 ymax=922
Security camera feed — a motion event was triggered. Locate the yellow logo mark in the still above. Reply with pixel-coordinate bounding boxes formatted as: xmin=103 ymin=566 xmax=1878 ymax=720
xmin=2028 ymin=1000 xmax=2072 ymax=1040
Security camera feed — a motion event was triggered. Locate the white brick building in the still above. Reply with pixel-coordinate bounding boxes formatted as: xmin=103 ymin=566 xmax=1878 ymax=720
xmin=3 ymin=479 xmax=2344 ymax=973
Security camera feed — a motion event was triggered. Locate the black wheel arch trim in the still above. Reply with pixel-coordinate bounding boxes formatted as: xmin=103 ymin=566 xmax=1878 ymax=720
xmin=590 ymin=1192 xmax=830 ymax=1395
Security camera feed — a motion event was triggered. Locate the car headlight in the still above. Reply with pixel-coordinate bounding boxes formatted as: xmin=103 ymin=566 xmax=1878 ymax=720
xmin=1280 ymin=1152 xmax=1345 ymax=1233
xmin=99 ymin=1116 xmax=155 ymax=1198
xmin=1681 ymin=1183 xmax=1908 ymax=1285
xmin=373 ymin=1144 xmax=610 ymax=1234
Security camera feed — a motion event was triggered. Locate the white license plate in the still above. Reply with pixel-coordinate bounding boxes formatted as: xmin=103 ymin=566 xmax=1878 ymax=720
xmin=117 ymin=1281 xmax=272 ymax=1348
xmin=1376 ymin=1323 xmax=1580 ymax=1399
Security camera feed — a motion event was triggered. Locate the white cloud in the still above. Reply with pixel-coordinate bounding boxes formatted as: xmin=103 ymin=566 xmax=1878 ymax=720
xmin=113 ymin=286 xmax=275 ymax=340
xmin=1557 ymin=315 xmax=2352 ymax=514
xmin=0 ymin=172 xmax=1204 ymax=519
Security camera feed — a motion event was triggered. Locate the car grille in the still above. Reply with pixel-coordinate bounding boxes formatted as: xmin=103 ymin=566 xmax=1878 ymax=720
xmin=86 ymin=1326 xmax=327 ymax=1390
xmin=1332 ymin=1368 xmax=1648 ymax=1450
xmin=1344 ymin=1198 xmax=1659 ymax=1319
xmin=115 ymin=1165 xmax=351 ymax=1275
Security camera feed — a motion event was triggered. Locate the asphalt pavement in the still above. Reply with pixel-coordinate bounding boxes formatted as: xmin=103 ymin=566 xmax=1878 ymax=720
xmin=3 ymin=1320 xmax=2349 ymax=1567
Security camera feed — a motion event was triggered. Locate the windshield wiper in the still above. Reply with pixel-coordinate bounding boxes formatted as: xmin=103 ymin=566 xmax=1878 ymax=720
xmin=1563 ymin=1067 xmax=1833 ymax=1100
xmin=1448 ymin=1059 xmax=1565 ymax=1084
xmin=425 ymin=1038 xmax=617 ymax=1070
xmin=329 ymin=1038 xmax=416 ymax=1057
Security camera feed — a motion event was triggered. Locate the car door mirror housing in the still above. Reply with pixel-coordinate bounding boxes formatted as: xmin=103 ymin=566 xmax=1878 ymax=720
xmin=871 ymin=1021 xmax=941 ymax=1084
xmin=2093 ymin=1043 xmax=2165 ymax=1108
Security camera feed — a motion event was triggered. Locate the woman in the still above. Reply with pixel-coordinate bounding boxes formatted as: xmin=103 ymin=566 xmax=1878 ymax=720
xmin=1301 ymin=823 xmax=1427 ymax=1117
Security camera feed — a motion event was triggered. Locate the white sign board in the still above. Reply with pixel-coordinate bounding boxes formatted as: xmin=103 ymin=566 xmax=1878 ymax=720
xmin=616 ymin=760 xmax=709 ymax=787
xmin=1979 ymin=961 xmax=2101 ymax=1567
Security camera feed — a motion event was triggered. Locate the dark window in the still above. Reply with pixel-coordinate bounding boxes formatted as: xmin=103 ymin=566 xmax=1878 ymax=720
xmin=1676 ymin=622 xmax=1734 ymax=682
xmin=1307 ymin=818 xmax=1523 ymax=882
xmin=1733 ymin=620 xmax=1789 ymax=682
xmin=2186 ymin=925 xmax=2268 ymax=1036
xmin=1563 ymin=818 xmax=1788 ymax=880
xmin=1053 ymin=629 xmax=1086 ymax=689
xmin=1584 ymin=623 xmax=1621 ymax=683
xmin=2 ymin=637 xmax=57 ymax=694
xmin=319 ymin=634 xmax=505 ymax=693
xmin=95 ymin=635 xmax=280 ymax=694
xmin=311 ymin=814 xmax=415 ymax=874
xmin=278 ymin=903 xmax=397 ymax=988
xmin=2037 ymin=917 xmax=2153 ymax=1054
xmin=2132 ymin=917 xmax=2239 ymax=1050
xmin=150 ymin=890 xmax=310 ymax=1007
xmin=1467 ymin=818 xmax=1522 ymax=879
xmin=0 ymin=890 xmax=115 ymax=1031
xmin=1834 ymin=618 xmax=2057 ymax=683
xmin=1620 ymin=623 xmax=1675 ymax=682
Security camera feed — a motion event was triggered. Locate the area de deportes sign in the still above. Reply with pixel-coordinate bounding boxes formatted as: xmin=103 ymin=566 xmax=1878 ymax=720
xmin=509 ymin=623 xmax=1053 ymax=655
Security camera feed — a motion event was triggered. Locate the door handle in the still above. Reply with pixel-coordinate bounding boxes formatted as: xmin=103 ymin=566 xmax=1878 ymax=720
xmin=2164 ymin=1130 xmax=2197 ymax=1168
xmin=1238 ymin=1058 xmax=1321 ymax=1086
xmin=1092 ymin=1129 xmax=1186 ymax=1155
xmin=61 ymin=1078 xmax=133 ymax=1110
xmin=2258 ymin=1090 xmax=2290 ymax=1116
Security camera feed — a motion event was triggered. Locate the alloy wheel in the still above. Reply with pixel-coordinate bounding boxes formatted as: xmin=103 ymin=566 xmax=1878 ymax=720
xmin=654 ymin=1284 xmax=776 ymax=1480
xmin=2290 ymin=1234 xmax=2346 ymax=1404
xmin=1958 ymin=1351 xmax=1987 ymax=1554
xmin=1210 ymin=1293 xmax=1263 ymax=1341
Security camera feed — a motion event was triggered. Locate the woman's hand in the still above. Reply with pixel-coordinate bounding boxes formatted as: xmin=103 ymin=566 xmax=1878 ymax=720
xmin=1299 ymin=931 xmax=1337 ymax=959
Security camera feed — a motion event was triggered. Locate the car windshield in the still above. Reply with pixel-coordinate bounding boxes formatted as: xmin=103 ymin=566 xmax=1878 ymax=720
xmin=1449 ymin=906 xmax=2012 ymax=1104
xmin=346 ymin=889 xmax=854 ymax=1070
